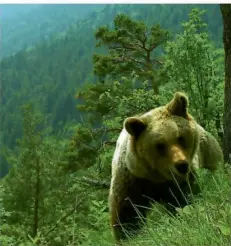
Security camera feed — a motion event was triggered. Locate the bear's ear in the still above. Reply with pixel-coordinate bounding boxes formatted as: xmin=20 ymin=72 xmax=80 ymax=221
xmin=124 ymin=117 xmax=146 ymax=137
xmin=167 ymin=92 xmax=189 ymax=118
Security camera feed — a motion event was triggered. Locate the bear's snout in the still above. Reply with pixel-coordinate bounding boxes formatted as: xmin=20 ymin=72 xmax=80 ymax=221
xmin=175 ymin=161 xmax=189 ymax=175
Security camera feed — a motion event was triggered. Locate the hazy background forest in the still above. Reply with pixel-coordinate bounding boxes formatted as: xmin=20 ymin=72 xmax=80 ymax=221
xmin=0 ymin=3 xmax=230 ymax=246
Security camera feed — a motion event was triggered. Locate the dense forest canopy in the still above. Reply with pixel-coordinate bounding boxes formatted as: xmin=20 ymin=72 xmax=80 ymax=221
xmin=0 ymin=4 xmax=230 ymax=246
xmin=0 ymin=4 xmax=105 ymax=58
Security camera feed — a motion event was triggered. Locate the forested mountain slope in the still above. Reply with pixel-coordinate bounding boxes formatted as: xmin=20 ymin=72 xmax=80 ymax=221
xmin=0 ymin=4 xmax=222 ymax=176
xmin=0 ymin=4 xmax=104 ymax=58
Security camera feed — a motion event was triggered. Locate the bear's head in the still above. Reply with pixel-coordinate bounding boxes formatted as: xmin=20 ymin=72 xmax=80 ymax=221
xmin=124 ymin=92 xmax=199 ymax=183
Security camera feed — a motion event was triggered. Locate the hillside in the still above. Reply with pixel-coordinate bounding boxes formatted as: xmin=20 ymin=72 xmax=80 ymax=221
xmin=0 ymin=4 xmax=223 ymax=176
xmin=0 ymin=4 xmax=104 ymax=58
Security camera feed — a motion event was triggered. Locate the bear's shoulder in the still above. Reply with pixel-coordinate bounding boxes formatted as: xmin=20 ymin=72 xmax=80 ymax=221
xmin=112 ymin=128 xmax=128 ymax=171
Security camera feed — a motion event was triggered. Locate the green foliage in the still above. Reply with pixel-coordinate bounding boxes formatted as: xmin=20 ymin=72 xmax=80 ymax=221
xmin=69 ymin=75 xmax=160 ymax=173
xmin=0 ymin=104 xmax=89 ymax=245
xmin=94 ymin=13 xmax=168 ymax=92
xmin=65 ymin=122 xmax=103 ymax=172
xmin=160 ymin=8 xmax=224 ymax=137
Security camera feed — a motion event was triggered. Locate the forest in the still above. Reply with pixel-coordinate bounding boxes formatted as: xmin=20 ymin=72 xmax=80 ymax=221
xmin=0 ymin=4 xmax=231 ymax=246
xmin=0 ymin=4 xmax=104 ymax=58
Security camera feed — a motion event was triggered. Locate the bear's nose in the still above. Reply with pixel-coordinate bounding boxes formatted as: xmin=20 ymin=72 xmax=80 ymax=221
xmin=175 ymin=161 xmax=189 ymax=175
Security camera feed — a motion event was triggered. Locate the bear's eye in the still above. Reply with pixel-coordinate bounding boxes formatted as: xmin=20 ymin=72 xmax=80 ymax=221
xmin=178 ymin=136 xmax=186 ymax=148
xmin=156 ymin=143 xmax=166 ymax=154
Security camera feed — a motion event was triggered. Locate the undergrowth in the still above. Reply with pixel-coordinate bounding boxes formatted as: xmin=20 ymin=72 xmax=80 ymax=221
xmin=1 ymin=166 xmax=230 ymax=246
xmin=81 ymin=165 xmax=231 ymax=246
xmin=119 ymin=165 xmax=231 ymax=246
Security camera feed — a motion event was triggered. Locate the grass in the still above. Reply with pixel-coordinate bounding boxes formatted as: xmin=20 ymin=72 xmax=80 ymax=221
xmin=1 ymin=165 xmax=230 ymax=246
xmin=121 ymin=166 xmax=231 ymax=246
xmin=18 ymin=165 xmax=228 ymax=246
xmin=85 ymin=165 xmax=231 ymax=246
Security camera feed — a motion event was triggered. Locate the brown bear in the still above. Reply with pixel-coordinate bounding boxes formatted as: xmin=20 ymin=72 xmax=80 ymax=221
xmin=109 ymin=92 xmax=223 ymax=243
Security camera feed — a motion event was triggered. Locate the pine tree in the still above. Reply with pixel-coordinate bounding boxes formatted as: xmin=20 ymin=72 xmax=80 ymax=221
xmin=93 ymin=14 xmax=169 ymax=94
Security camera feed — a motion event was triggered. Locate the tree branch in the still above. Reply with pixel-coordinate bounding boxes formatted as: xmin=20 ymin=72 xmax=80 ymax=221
xmin=111 ymin=56 xmax=146 ymax=71
xmin=94 ymin=127 xmax=121 ymax=134
xmin=148 ymin=44 xmax=157 ymax=51
xmin=110 ymin=38 xmax=148 ymax=53
xmin=81 ymin=176 xmax=110 ymax=189
xmin=151 ymin=59 xmax=164 ymax=65
xmin=103 ymin=140 xmax=117 ymax=146
xmin=43 ymin=191 xmax=86 ymax=238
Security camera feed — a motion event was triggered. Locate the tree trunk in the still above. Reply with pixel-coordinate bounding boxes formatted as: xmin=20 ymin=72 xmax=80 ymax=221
xmin=220 ymin=4 xmax=231 ymax=164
